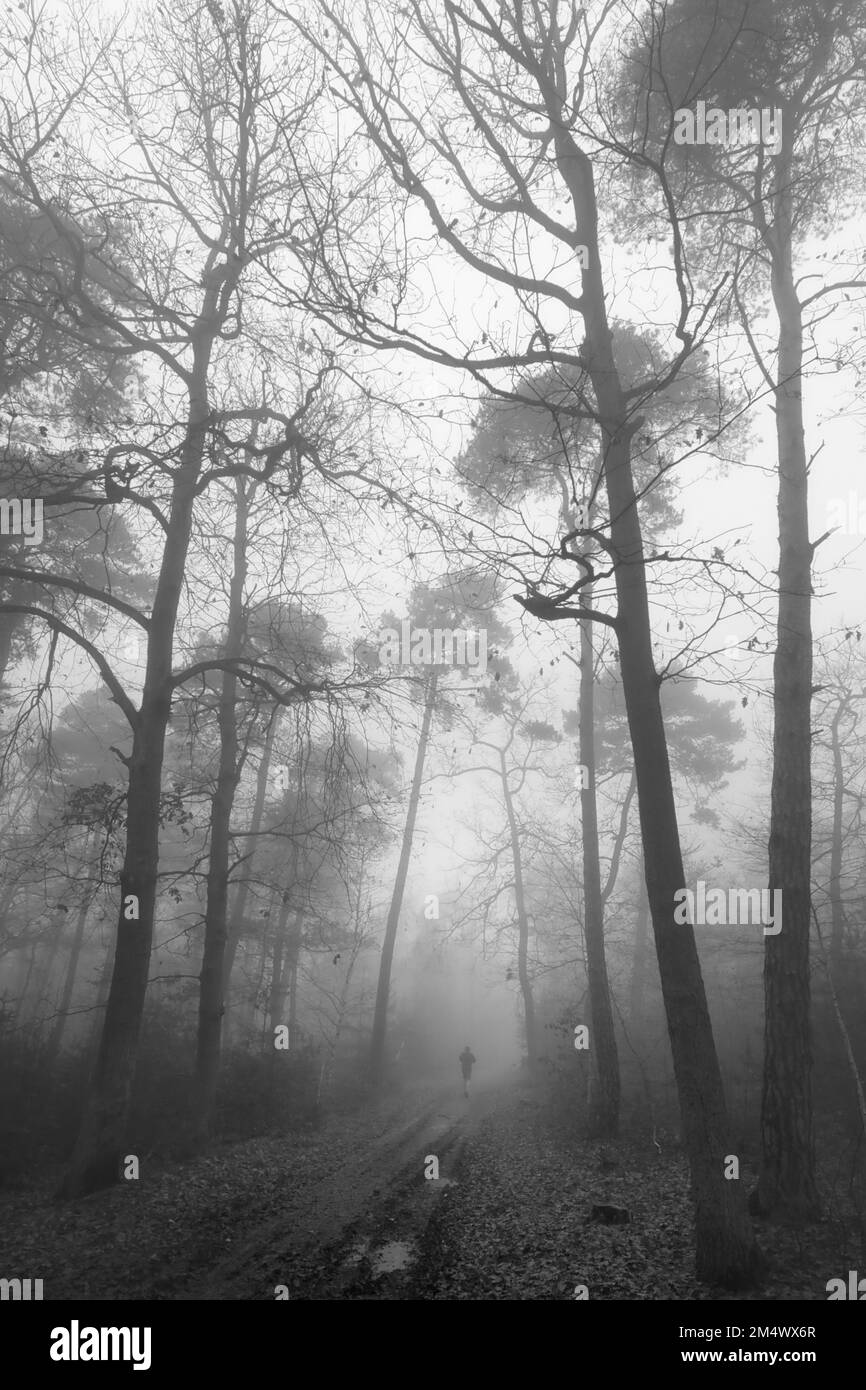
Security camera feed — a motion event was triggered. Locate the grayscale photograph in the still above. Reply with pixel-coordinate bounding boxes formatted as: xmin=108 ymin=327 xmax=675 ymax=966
xmin=0 ymin=0 xmax=863 ymax=1355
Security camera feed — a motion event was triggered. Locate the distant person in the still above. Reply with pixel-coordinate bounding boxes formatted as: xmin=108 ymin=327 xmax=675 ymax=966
xmin=459 ymin=1045 xmax=476 ymax=1097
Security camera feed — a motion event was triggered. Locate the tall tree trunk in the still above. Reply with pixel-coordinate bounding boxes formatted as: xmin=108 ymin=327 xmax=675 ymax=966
xmin=193 ymin=478 xmax=250 ymax=1144
xmin=222 ymin=708 xmax=280 ymax=994
xmin=828 ymin=696 xmax=849 ymax=972
xmin=579 ymin=583 xmax=620 ymax=1135
xmin=499 ymin=747 xmax=537 ymax=1074
xmin=87 ymin=934 xmax=114 ymax=1060
xmin=551 ymin=120 xmax=759 ymax=1285
xmin=248 ymin=929 xmax=269 ymax=1036
xmin=286 ymin=910 xmax=302 ymax=1051
xmin=629 ymin=889 xmax=651 ymax=1029
xmin=60 ymin=327 xmax=217 ymax=1197
xmin=754 ymin=129 xmax=820 ymax=1221
xmin=0 ymin=611 xmax=17 ymax=687
xmin=0 ymin=579 xmax=27 ymax=737
xmin=557 ymin=469 xmax=620 ymax=1132
xmin=814 ymin=914 xmax=866 ymax=1151
xmin=370 ymin=672 xmax=437 ymax=1084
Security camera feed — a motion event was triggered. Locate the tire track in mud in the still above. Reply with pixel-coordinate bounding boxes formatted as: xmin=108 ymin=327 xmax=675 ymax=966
xmin=182 ymin=1086 xmax=476 ymax=1300
xmin=296 ymin=1115 xmax=468 ymax=1300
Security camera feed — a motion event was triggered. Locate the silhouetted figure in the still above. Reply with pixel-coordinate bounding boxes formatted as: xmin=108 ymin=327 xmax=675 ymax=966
xmin=459 ymin=1045 xmax=476 ymax=1097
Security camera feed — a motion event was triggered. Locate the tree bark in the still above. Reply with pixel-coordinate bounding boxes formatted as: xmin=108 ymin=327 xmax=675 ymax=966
xmin=499 ymin=746 xmax=537 ymax=1074
xmin=286 ymin=911 xmax=302 ymax=1051
xmin=0 ymin=611 xmax=17 ymax=687
xmin=629 ymin=889 xmax=651 ymax=1030
xmin=551 ymin=121 xmax=760 ymax=1285
xmin=754 ymin=126 xmax=821 ymax=1222
xmin=193 ymin=477 xmax=250 ymax=1143
xmin=87 ymin=934 xmax=114 ymax=1061
xmin=579 ymin=582 xmax=620 ymax=1135
xmin=369 ymin=672 xmax=437 ymax=1084
xmin=60 ymin=320 xmax=218 ymax=1197
xmin=557 ymin=468 xmax=621 ymax=1133
xmin=828 ymin=696 xmax=849 ymax=972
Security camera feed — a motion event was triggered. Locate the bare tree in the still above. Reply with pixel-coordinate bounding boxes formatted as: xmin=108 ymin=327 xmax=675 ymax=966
xmin=624 ymin=0 xmax=866 ymax=1222
xmin=293 ymin=0 xmax=760 ymax=1282
xmin=0 ymin=0 xmax=343 ymax=1194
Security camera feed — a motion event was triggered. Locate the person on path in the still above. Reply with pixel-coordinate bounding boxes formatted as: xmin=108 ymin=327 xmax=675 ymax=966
xmin=459 ymin=1045 xmax=476 ymax=1098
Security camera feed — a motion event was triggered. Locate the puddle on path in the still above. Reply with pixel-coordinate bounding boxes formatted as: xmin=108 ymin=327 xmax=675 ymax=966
xmin=369 ymin=1240 xmax=417 ymax=1274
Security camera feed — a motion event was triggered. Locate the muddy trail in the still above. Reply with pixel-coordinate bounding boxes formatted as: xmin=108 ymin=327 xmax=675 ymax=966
xmin=0 ymin=1074 xmax=500 ymax=1301
xmin=180 ymin=1078 xmax=851 ymax=1302
xmin=1 ymin=1074 xmax=853 ymax=1301
xmin=186 ymin=1077 xmax=498 ymax=1300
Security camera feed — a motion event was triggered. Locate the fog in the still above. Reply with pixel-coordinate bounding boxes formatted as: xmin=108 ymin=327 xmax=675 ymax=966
xmin=0 ymin=0 xmax=863 ymax=1353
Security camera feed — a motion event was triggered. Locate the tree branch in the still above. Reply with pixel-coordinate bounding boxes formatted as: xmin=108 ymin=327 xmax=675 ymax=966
xmin=0 ymin=603 xmax=138 ymax=727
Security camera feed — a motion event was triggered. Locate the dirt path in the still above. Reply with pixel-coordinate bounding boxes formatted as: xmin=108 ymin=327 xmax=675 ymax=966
xmin=0 ymin=1075 xmax=852 ymax=1300
xmin=187 ymin=1075 xmax=503 ymax=1299
xmin=0 ymin=1075 xmax=504 ymax=1300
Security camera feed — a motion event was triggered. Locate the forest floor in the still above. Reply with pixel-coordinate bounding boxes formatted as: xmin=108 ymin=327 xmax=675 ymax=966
xmin=0 ymin=1075 xmax=857 ymax=1300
